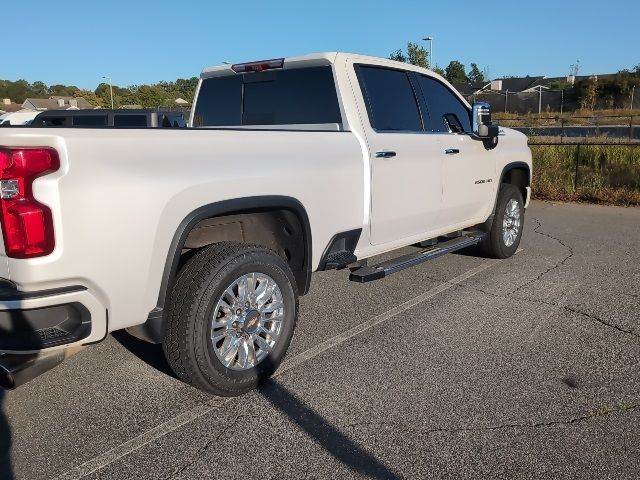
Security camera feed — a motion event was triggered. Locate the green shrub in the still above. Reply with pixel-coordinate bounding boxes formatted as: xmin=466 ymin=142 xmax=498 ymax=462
xmin=530 ymin=144 xmax=640 ymax=205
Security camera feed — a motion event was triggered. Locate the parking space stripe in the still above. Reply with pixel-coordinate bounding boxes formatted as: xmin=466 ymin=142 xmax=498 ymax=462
xmin=53 ymin=258 xmax=502 ymax=480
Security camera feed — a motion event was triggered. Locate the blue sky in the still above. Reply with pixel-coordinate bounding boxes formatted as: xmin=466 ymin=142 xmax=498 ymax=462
xmin=3 ymin=0 xmax=638 ymax=89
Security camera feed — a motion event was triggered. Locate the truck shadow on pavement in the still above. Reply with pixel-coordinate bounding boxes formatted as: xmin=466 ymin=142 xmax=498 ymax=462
xmin=112 ymin=331 xmax=399 ymax=479
xmin=0 ymin=388 xmax=14 ymax=480
xmin=111 ymin=330 xmax=175 ymax=377
xmin=259 ymin=379 xmax=399 ymax=480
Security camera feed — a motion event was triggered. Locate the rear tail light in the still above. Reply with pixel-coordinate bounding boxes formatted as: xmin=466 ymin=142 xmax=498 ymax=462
xmin=0 ymin=147 xmax=59 ymax=258
xmin=231 ymin=58 xmax=284 ymax=73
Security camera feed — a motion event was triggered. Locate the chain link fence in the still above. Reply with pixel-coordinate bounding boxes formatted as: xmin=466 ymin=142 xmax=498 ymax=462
xmin=496 ymin=115 xmax=640 ymax=141
xmin=467 ymin=88 xmax=636 ymax=115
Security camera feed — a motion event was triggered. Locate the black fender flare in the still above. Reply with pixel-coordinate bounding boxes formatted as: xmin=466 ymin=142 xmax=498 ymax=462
xmin=499 ymin=161 xmax=531 ymax=186
xmin=129 ymin=196 xmax=312 ymax=344
xmin=481 ymin=162 xmax=532 ymax=232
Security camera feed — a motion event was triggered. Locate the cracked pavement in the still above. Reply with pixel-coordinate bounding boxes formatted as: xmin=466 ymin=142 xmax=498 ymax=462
xmin=2 ymin=200 xmax=640 ymax=479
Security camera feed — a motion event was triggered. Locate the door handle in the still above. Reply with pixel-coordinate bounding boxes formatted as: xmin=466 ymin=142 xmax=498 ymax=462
xmin=444 ymin=148 xmax=460 ymax=155
xmin=375 ymin=150 xmax=397 ymax=158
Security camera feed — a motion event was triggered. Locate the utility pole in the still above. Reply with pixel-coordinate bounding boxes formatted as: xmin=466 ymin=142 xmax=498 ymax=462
xmin=102 ymin=76 xmax=114 ymax=109
xmin=422 ymin=36 xmax=433 ymax=68
xmin=537 ymin=86 xmax=543 ymax=115
xmin=631 ymin=85 xmax=635 ymax=110
xmin=504 ymin=90 xmax=508 ymax=113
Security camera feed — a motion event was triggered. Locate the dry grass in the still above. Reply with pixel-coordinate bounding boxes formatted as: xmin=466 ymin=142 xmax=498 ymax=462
xmin=495 ymin=109 xmax=640 ymax=128
xmin=530 ymin=143 xmax=640 ymax=206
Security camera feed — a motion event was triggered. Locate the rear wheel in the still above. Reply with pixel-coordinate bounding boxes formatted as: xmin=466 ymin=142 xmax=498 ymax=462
xmin=163 ymin=242 xmax=298 ymax=396
xmin=483 ymin=183 xmax=524 ymax=258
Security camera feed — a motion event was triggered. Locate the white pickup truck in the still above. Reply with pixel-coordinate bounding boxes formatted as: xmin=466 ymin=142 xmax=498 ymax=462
xmin=0 ymin=52 xmax=531 ymax=395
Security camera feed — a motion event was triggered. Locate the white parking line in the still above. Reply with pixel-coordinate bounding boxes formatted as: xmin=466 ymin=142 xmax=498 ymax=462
xmin=53 ymin=258 xmax=501 ymax=480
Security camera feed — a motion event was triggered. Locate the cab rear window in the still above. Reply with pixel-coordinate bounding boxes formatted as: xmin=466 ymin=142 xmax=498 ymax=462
xmin=193 ymin=66 xmax=341 ymax=128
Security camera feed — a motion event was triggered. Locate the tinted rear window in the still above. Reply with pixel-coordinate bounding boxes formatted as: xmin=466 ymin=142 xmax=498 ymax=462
xmin=72 ymin=115 xmax=107 ymax=127
xmin=356 ymin=66 xmax=423 ymax=132
xmin=113 ymin=114 xmax=147 ymax=127
xmin=193 ymin=66 xmax=341 ymax=127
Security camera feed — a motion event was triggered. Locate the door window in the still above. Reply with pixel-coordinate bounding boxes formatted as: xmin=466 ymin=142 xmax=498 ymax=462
xmin=356 ymin=66 xmax=423 ymax=132
xmin=416 ymin=75 xmax=472 ymax=133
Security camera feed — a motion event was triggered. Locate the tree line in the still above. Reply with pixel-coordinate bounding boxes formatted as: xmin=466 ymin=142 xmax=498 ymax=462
xmin=0 ymin=77 xmax=199 ymax=108
xmin=574 ymin=67 xmax=640 ymax=110
xmin=389 ymin=42 xmax=486 ymax=84
xmin=390 ymin=41 xmax=640 ymax=111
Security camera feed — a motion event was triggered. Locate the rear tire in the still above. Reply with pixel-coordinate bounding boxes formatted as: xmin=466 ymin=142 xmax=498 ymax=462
xmin=162 ymin=242 xmax=298 ymax=396
xmin=482 ymin=183 xmax=524 ymax=259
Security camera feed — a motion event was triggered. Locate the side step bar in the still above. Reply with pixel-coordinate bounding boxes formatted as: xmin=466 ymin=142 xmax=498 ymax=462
xmin=349 ymin=231 xmax=487 ymax=283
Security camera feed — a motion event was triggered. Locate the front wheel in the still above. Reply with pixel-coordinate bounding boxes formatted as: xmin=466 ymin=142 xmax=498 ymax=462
xmin=482 ymin=183 xmax=524 ymax=259
xmin=163 ymin=242 xmax=298 ymax=396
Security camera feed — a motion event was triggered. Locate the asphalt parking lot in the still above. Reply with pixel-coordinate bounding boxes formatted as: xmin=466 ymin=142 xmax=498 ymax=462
xmin=1 ymin=200 xmax=639 ymax=480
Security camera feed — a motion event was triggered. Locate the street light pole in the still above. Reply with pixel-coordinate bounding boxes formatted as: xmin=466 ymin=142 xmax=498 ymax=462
xmin=422 ymin=36 xmax=433 ymax=68
xmin=102 ymin=76 xmax=114 ymax=109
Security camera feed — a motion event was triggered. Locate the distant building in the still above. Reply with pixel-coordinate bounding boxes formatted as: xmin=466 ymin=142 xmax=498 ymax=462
xmin=1 ymin=98 xmax=24 ymax=113
xmin=488 ymin=76 xmax=547 ymax=93
xmin=21 ymin=96 xmax=94 ymax=111
xmin=452 ymin=77 xmax=549 ymax=97
xmin=451 ymin=82 xmax=490 ymax=97
xmin=174 ymin=98 xmax=190 ymax=106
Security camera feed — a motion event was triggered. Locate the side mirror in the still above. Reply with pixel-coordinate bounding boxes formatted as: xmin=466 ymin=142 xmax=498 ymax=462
xmin=472 ymin=102 xmax=499 ymax=138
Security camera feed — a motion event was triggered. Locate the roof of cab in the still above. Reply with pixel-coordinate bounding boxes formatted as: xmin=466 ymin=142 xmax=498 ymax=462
xmin=199 ymin=51 xmax=445 ymax=81
xmin=201 ymin=52 xmax=341 ymax=78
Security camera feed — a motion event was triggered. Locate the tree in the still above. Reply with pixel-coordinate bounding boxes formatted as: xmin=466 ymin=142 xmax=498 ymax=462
xmin=31 ymin=81 xmax=48 ymax=97
xmin=578 ymin=78 xmax=598 ymax=110
xmin=445 ymin=60 xmax=468 ymax=84
xmin=131 ymin=85 xmax=171 ymax=108
xmin=407 ymin=42 xmax=429 ymax=68
xmin=50 ymin=84 xmax=78 ymax=97
xmin=174 ymin=77 xmax=198 ymax=101
xmin=95 ymin=83 xmax=118 ymax=107
xmin=467 ymin=63 xmax=486 ymax=84
xmin=389 ymin=42 xmax=429 ymax=68
xmin=0 ymin=79 xmax=31 ymax=102
xmin=389 ymin=49 xmax=407 ymax=63
xmin=73 ymin=89 xmax=104 ymax=108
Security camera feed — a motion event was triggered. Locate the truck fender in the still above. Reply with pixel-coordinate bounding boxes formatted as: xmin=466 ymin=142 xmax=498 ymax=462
xmin=129 ymin=196 xmax=312 ymax=344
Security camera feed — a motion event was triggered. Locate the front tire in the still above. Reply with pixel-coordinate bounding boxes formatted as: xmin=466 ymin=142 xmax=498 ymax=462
xmin=483 ymin=183 xmax=524 ymax=259
xmin=162 ymin=242 xmax=298 ymax=396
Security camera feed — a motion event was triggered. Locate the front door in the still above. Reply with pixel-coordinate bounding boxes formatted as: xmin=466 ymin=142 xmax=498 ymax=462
xmin=412 ymin=73 xmax=494 ymax=225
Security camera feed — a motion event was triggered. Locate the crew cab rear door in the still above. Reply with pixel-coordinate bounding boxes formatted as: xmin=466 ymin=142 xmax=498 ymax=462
xmin=352 ymin=63 xmax=444 ymax=245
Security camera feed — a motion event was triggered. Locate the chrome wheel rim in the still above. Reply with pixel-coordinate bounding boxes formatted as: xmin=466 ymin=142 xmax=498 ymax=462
xmin=502 ymin=199 xmax=521 ymax=247
xmin=210 ymin=272 xmax=284 ymax=371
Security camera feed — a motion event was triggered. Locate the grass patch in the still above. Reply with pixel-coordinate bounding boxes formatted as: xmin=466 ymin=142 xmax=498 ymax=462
xmin=531 ymin=143 xmax=640 ymax=206
xmin=495 ymin=109 xmax=640 ymax=128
